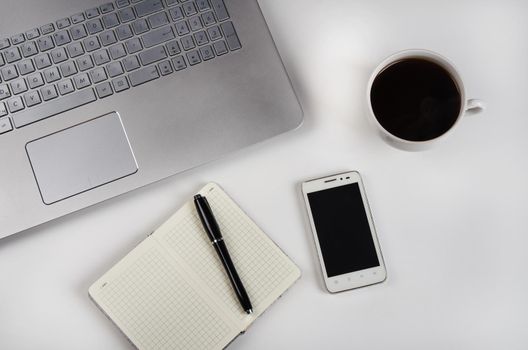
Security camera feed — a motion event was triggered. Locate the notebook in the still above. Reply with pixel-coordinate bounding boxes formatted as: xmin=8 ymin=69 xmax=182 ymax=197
xmin=89 ymin=183 xmax=301 ymax=350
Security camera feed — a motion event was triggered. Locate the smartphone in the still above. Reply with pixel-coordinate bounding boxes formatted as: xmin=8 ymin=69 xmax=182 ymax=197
xmin=302 ymin=171 xmax=387 ymax=293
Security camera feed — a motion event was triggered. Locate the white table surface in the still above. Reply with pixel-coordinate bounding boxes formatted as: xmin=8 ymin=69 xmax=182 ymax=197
xmin=2 ymin=0 xmax=528 ymax=349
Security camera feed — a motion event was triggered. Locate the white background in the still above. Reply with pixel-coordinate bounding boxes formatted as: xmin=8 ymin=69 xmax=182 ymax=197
xmin=1 ymin=0 xmax=528 ymax=349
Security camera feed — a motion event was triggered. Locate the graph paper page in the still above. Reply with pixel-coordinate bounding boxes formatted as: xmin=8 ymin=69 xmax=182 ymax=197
xmin=89 ymin=238 xmax=241 ymax=350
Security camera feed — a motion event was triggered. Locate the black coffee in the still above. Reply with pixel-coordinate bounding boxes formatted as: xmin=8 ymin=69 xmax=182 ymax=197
xmin=370 ymin=58 xmax=462 ymax=142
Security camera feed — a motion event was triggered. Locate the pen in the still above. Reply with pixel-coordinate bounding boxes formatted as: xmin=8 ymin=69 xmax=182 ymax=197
xmin=194 ymin=194 xmax=253 ymax=314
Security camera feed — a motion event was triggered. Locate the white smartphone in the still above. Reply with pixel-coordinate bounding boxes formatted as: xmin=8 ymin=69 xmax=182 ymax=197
xmin=302 ymin=171 xmax=387 ymax=293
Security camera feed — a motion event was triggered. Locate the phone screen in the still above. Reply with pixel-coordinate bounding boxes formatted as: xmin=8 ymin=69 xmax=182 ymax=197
xmin=307 ymin=183 xmax=380 ymax=277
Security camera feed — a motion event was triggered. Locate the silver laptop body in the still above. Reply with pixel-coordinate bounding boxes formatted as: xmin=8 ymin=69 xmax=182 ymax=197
xmin=0 ymin=0 xmax=302 ymax=239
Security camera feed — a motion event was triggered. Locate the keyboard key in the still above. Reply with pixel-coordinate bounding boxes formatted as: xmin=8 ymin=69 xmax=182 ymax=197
xmin=132 ymin=18 xmax=150 ymax=34
xmin=194 ymin=30 xmax=209 ymax=46
xmin=107 ymin=62 xmax=124 ymax=77
xmin=0 ymin=103 xmax=7 ymax=117
xmin=186 ymin=50 xmax=201 ymax=65
xmin=210 ymin=38 xmax=230 ymax=55
xmin=181 ymin=35 xmax=195 ymax=50
xmin=0 ymin=116 xmax=12 ymax=133
xmin=183 ymin=2 xmax=197 ymax=16
xmin=122 ymin=55 xmax=140 ymax=71
xmin=100 ymin=3 xmax=115 ymax=14
xmin=27 ymin=72 xmax=44 ymax=89
xmin=5 ymin=48 xmax=22 ymax=64
xmin=35 ymin=53 xmax=52 ymax=69
xmin=23 ymin=68 xmax=42 ymax=86
xmin=90 ymin=67 xmax=107 ymax=83
xmin=0 ymin=115 xmax=12 ymax=133
xmin=41 ymin=23 xmax=55 ymax=35
xmin=0 ymin=84 xmax=11 ymax=100
xmin=100 ymin=30 xmax=118 ymax=46
xmin=43 ymin=67 xmax=61 ymax=83
xmin=158 ymin=60 xmax=173 ymax=75
xmin=118 ymin=7 xmax=136 ymax=23
xmin=54 ymin=30 xmax=72 ymax=46
xmin=210 ymin=0 xmax=229 ymax=21
xmin=21 ymin=41 xmax=38 ymax=58
xmin=57 ymin=79 xmax=75 ymax=95
xmin=199 ymin=45 xmax=214 ymax=60
xmin=0 ymin=39 xmax=11 ymax=50
xmin=51 ymin=48 xmax=68 ymax=64
xmin=165 ymin=40 xmax=181 ymax=56
xmin=129 ymin=65 xmax=159 ymax=86
xmin=11 ymin=34 xmax=25 ymax=45
xmin=202 ymin=11 xmax=216 ymax=26
xmin=221 ymin=22 xmax=241 ymax=51
xmin=142 ymin=26 xmax=175 ymax=48
xmin=109 ymin=43 xmax=127 ymax=59
xmin=148 ymin=11 xmax=169 ymax=28
xmin=169 ymin=6 xmax=184 ymax=21
xmin=67 ymin=42 xmax=85 ymax=58
xmin=10 ymin=78 xmax=28 ymax=95
xmin=60 ymin=61 xmax=78 ymax=77
xmin=94 ymin=49 xmax=111 ymax=65
xmin=125 ymin=38 xmax=143 ymax=54
xmin=24 ymin=90 xmax=42 ymax=107
xmin=102 ymin=13 xmax=120 ymax=28
xmin=165 ymin=0 xmax=178 ymax=7
xmin=13 ymin=88 xmax=97 ymax=128
xmin=112 ymin=76 xmax=130 ymax=92
xmin=135 ymin=0 xmax=164 ymax=18
xmin=86 ymin=19 xmax=104 ymax=34
xmin=85 ymin=8 xmax=100 ymax=19
xmin=73 ymin=73 xmax=91 ymax=89
xmin=37 ymin=36 xmax=55 ymax=51
xmin=139 ymin=46 xmax=167 ymax=65
xmin=96 ymin=81 xmax=113 ymax=98
xmin=83 ymin=37 xmax=101 ymax=52
xmin=17 ymin=60 xmax=35 ymax=75
xmin=7 ymin=97 xmax=24 ymax=113
xmin=174 ymin=20 xmax=190 ymax=35
xmin=9 ymin=79 xmax=27 ymax=97
xmin=40 ymin=85 xmax=58 ymax=101
xmin=116 ymin=0 xmax=131 ymax=8
xmin=188 ymin=16 xmax=203 ymax=31
xmin=116 ymin=24 xmax=134 ymax=40
xmin=207 ymin=25 xmax=222 ymax=41
xmin=196 ymin=0 xmax=211 ymax=11
xmin=1 ymin=65 xmax=18 ymax=81
xmin=70 ymin=24 xmax=88 ymax=40
xmin=25 ymin=28 xmax=41 ymax=40
xmin=77 ymin=55 xmax=95 ymax=71
xmin=71 ymin=13 xmax=85 ymax=24
xmin=56 ymin=18 xmax=71 ymax=29
xmin=0 ymin=54 xmax=4 ymax=67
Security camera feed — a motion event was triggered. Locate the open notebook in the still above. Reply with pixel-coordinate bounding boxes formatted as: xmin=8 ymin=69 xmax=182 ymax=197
xmin=89 ymin=183 xmax=301 ymax=350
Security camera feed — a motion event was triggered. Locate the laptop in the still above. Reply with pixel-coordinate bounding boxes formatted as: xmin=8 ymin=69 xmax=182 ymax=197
xmin=0 ymin=0 xmax=303 ymax=239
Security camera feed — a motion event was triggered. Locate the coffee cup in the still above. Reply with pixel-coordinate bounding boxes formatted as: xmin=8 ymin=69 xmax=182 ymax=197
xmin=366 ymin=50 xmax=485 ymax=151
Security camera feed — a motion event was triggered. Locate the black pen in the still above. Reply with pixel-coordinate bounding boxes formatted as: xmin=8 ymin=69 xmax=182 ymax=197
xmin=194 ymin=194 xmax=253 ymax=314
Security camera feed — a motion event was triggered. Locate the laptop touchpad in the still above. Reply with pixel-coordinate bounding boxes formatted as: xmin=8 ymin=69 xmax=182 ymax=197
xmin=26 ymin=112 xmax=138 ymax=205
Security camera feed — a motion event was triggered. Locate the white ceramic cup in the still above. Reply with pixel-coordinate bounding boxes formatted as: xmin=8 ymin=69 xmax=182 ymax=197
xmin=366 ymin=50 xmax=485 ymax=151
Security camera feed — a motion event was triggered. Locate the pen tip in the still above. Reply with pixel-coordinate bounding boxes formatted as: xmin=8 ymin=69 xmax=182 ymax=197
xmin=246 ymin=309 xmax=253 ymax=315
xmin=194 ymin=194 xmax=202 ymax=200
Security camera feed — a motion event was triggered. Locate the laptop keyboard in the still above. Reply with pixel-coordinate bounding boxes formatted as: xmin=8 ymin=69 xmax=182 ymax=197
xmin=0 ymin=0 xmax=241 ymax=133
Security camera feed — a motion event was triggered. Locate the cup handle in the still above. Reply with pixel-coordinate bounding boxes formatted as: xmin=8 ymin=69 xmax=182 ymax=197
xmin=465 ymin=99 xmax=486 ymax=116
